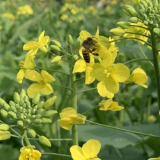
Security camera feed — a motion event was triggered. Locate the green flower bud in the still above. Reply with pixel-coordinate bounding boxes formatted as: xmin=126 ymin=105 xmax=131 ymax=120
xmin=123 ymin=9 xmax=131 ymax=16
xmin=9 ymin=101 xmax=15 ymax=106
xmin=110 ymin=28 xmax=125 ymax=36
xmin=25 ymin=119 xmax=31 ymax=124
xmin=123 ymin=5 xmax=139 ymax=17
xmin=67 ymin=34 xmax=73 ymax=45
xmin=0 ymin=124 xmax=9 ymax=131
xmin=14 ymin=92 xmax=20 ymax=103
xmin=139 ymin=4 xmax=145 ymax=11
xmin=31 ymin=115 xmax=36 ymax=119
xmin=147 ymin=1 xmax=153 ymax=7
xmin=17 ymin=120 xmax=23 ymax=127
xmin=11 ymin=106 xmax=17 ymax=113
xmin=32 ymin=94 xmax=40 ymax=105
xmin=73 ymin=55 xmax=79 ymax=60
xmin=140 ymin=0 xmax=148 ymax=9
xmin=26 ymin=101 xmax=31 ymax=108
xmin=43 ymin=96 xmax=57 ymax=109
xmin=50 ymin=45 xmax=61 ymax=52
xmin=23 ymin=103 xmax=27 ymax=108
xmin=129 ymin=17 xmax=139 ymax=23
xmin=35 ymin=114 xmax=41 ymax=118
xmin=8 ymin=111 xmax=17 ymax=119
xmin=0 ymin=98 xmax=6 ymax=106
xmin=117 ymin=21 xmax=130 ymax=29
xmin=154 ymin=28 xmax=160 ymax=35
xmin=37 ymin=101 xmax=44 ymax=109
xmin=44 ymin=110 xmax=58 ymax=118
xmin=3 ymin=103 xmax=10 ymax=111
xmin=51 ymin=40 xmax=61 ymax=47
xmin=0 ymin=109 xmax=8 ymax=118
xmin=31 ymin=108 xmax=37 ymax=114
xmin=39 ymin=46 xmax=48 ymax=54
xmin=51 ymin=56 xmax=61 ymax=63
xmin=42 ymin=118 xmax=52 ymax=124
xmin=130 ymin=0 xmax=140 ymax=5
xmin=20 ymin=89 xmax=26 ymax=100
xmin=15 ymin=104 xmax=20 ymax=108
xmin=24 ymin=95 xmax=29 ymax=102
xmin=36 ymin=109 xmax=44 ymax=115
xmin=153 ymin=0 xmax=159 ymax=7
xmin=28 ymin=129 xmax=36 ymax=138
xmin=34 ymin=119 xmax=42 ymax=124
xmin=38 ymin=136 xmax=51 ymax=147
xmin=0 ymin=131 xmax=11 ymax=141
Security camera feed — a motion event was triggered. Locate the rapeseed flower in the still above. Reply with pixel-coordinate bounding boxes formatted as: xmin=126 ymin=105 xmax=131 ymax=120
xmin=99 ymin=99 xmax=124 ymax=111
xmin=0 ymin=130 xmax=11 ymax=141
xmin=23 ymin=31 xmax=49 ymax=55
xmin=3 ymin=12 xmax=15 ymax=20
xmin=125 ymin=68 xmax=148 ymax=88
xmin=93 ymin=53 xmax=130 ymax=94
xmin=58 ymin=107 xmax=86 ymax=130
xmin=19 ymin=145 xmax=41 ymax=160
xmin=17 ymin=51 xmax=35 ymax=83
xmin=70 ymin=139 xmax=101 ymax=160
xmin=25 ymin=70 xmax=55 ymax=98
xmin=17 ymin=5 xmax=33 ymax=16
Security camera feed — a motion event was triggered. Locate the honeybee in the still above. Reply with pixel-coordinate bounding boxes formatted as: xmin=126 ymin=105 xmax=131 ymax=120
xmin=82 ymin=37 xmax=98 ymax=63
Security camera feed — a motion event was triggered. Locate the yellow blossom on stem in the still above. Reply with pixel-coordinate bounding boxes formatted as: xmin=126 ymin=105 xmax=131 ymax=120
xmin=25 ymin=70 xmax=55 ymax=98
xmin=23 ymin=31 xmax=49 ymax=55
xmin=93 ymin=53 xmax=130 ymax=95
xmin=19 ymin=145 xmax=41 ymax=160
xmin=148 ymin=157 xmax=160 ymax=160
xmin=0 ymin=130 xmax=11 ymax=141
xmin=17 ymin=51 xmax=36 ymax=83
xmin=58 ymin=107 xmax=86 ymax=130
xmin=99 ymin=99 xmax=124 ymax=111
xmin=70 ymin=139 xmax=101 ymax=160
xmin=125 ymin=68 xmax=148 ymax=88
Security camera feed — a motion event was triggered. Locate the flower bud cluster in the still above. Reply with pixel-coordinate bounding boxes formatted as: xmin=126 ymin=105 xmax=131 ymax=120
xmin=0 ymin=89 xmax=57 ymax=128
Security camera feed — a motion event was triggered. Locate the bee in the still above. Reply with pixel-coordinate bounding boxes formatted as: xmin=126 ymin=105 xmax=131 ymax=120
xmin=82 ymin=37 xmax=98 ymax=63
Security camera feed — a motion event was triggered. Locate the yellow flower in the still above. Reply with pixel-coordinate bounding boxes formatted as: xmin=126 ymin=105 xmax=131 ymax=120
xmin=17 ymin=5 xmax=33 ymax=16
xmin=148 ymin=158 xmax=160 ymax=160
xmin=25 ymin=70 xmax=55 ymax=98
xmin=58 ymin=107 xmax=86 ymax=130
xmin=61 ymin=14 xmax=68 ymax=20
xmin=0 ymin=130 xmax=11 ymax=141
xmin=19 ymin=145 xmax=41 ymax=160
xmin=3 ymin=12 xmax=15 ymax=20
xmin=99 ymin=99 xmax=124 ymax=111
xmin=70 ymin=139 xmax=101 ymax=160
xmin=125 ymin=68 xmax=148 ymax=88
xmin=124 ymin=22 xmax=150 ymax=44
xmin=93 ymin=53 xmax=130 ymax=95
xmin=23 ymin=31 xmax=49 ymax=55
xmin=17 ymin=51 xmax=35 ymax=83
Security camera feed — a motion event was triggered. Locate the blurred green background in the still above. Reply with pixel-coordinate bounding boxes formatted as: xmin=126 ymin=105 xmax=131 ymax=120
xmin=0 ymin=0 xmax=159 ymax=160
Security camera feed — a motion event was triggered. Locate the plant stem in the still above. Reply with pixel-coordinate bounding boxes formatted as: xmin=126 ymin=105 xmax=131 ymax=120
xmin=124 ymin=58 xmax=153 ymax=65
xmin=42 ymin=152 xmax=71 ymax=158
xmin=23 ymin=130 xmax=31 ymax=145
xmin=70 ymin=45 xmax=78 ymax=145
xmin=29 ymin=138 xmax=72 ymax=141
xmin=52 ymin=84 xmax=73 ymax=91
xmin=151 ymin=29 xmax=160 ymax=125
xmin=86 ymin=120 xmax=160 ymax=138
xmin=77 ymin=87 xmax=97 ymax=94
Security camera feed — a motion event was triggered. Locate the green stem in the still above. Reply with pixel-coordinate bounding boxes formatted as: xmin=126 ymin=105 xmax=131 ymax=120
xmin=74 ymin=77 xmax=85 ymax=82
xmin=11 ymin=134 xmax=20 ymax=138
xmin=86 ymin=120 xmax=160 ymax=138
xmin=77 ymin=87 xmax=97 ymax=94
xmin=42 ymin=152 xmax=71 ymax=158
xmin=124 ymin=58 xmax=153 ymax=65
xmin=29 ymin=138 xmax=72 ymax=141
xmin=23 ymin=130 xmax=31 ymax=145
xmin=82 ymin=105 xmax=99 ymax=115
xmin=52 ymin=84 xmax=73 ymax=91
xmin=125 ymin=32 xmax=150 ymax=38
xmin=70 ymin=45 xmax=78 ymax=145
xmin=151 ymin=29 xmax=160 ymax=125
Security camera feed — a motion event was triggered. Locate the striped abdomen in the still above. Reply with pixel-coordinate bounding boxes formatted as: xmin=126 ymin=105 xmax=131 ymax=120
xmin=82 ymin=49 xmax=90 ymax=63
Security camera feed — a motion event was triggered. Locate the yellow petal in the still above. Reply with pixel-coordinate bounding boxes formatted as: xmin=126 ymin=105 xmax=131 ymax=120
xmin=17 ymin=69 xmax=25 ymax=83
xmin=60 ymin=107 xmax=77 ymax=119
xmin=99 ymin=99 xmax=112 ymax=110
xmin=73 ymin=59 xmax=86 ymax=73
xmin=95 ymin=27 xmax=99 ymax=38
xmin=39 ymin=36 xmax=49 ymax=48
xmin=25 ymin=70 xmax=42 ymax=82
xmin=58 ymin=118 xmax=73 ymax=130
xmin=24 ymin=52 xmax=35 ymax=69
xmin=110 ymin=102 xmax=124 ymax=111
xmin=104 ymin=76 xmax=119 ymax=94
xmin=70 ymin=146 xmax=86 ymax=160
xmin=41 ymin=70 xmax=55 ymax=83
xmin=85 ymin=66 xmax=95 ymax=84
xmin=23 ymin=41 xmax=37 ymax=50
xmin=93 ymin=64 xmax=105 ymax=81
xmin=82 ymin=139 xmax=101 ymax=159
xmin=79 ymin=30 xmax=92 ymax=42
xmin=41 ymin=83 xmax=53 ymax=95
xmin=38 ymin=31 xmax=45 ymax=41
xmin=111 ymin=63 xmax=130 ymax=82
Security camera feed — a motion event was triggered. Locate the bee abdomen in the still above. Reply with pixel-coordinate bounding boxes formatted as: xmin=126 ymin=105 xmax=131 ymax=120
xmin=82 ymin=49 xmax=90 ymax=63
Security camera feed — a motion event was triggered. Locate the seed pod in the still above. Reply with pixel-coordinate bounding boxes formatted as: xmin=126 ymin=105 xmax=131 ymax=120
xmin=51 ymin=56 xmax=61 ymax=63
xmin=28 ymin=129 xmax=36 ymax=138
xmin=110 ymin=28 xmax=125 ymax=36
xmin=67 ymin=34 xmax=73 ymax=45
xmin=8 ymin=111 xmax=17 ymax=119
xmin=43 ymin=96 xmax=57 ymax=109
xmin=41 ymin=118 xmax=52 ymax=124
xmin=50 ymin=45 xmax=61 ymax=52
xmin=117 ymin=21 xmax=130 ymax=29
xmin=51 ymin=40 xmax=61 ymax=47
xmin=38 ymin=136 xmax=51 ymax=147
xmin=9 ymin=101 xmax=15 ymax=106
xmin=20 ymin=89 xmax=26 ymax=100
xmin=14 ymin=92 xmax=20 ymax=103
xmin=0 ymin=109 xmax=8 ymax=118
xmin=129 ymin=17 xmax=138 ymax=23
xmin=44 ymin=110 xmax=58 ymax=118
xmin=37 ymin=101 xmax=44 ymax=109
xmin=3 ymin=103 xmax=10 ymax=111
xmin=32 ymin=94 xmax=40 ymax=105
xmin=17 ymin=121 xmax=23 ymax=127
xmin=34 ymin=119 xmax=42 ymax=124
xmin=0 ymin=124 xmax=9 ymax=131
xmin=0 ymin=131 xmax=11 ymax=141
